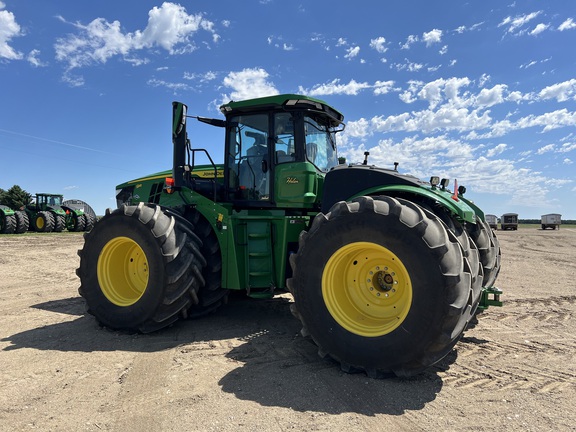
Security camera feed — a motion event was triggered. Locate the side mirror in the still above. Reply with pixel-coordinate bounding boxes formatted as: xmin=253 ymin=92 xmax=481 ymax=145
xmin=172 ymin=102 xmax=187 ymax=138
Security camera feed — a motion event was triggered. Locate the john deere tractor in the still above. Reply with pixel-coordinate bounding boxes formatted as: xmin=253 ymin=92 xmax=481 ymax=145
xmin=77 ymin=95 xmax=501 ymax=377
xmin=26 ymin=193 xmax=95 ymax=232
xmin=0 ymin=205 xmax=28 ymax=234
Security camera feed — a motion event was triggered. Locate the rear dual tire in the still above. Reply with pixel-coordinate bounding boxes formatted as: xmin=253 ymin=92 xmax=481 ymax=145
xmin=288 ymin=196 xmax=474 ymax=377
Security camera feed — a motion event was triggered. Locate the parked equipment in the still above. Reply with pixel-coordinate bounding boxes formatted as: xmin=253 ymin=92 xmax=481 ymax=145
xmin=541 ymin=213 xmax=561 ymax=230
xmin=77 ymin=95 xmax=502 ymax=377
xmin=0 ymin=205 xmax=28 ymax=234
xmin=500 ymin=213 xmax=518 ymax=230
xmin=485 ymin=214 xmax=497 ymax=230
xmin=25 ymin=193 xmax=95 ymax=232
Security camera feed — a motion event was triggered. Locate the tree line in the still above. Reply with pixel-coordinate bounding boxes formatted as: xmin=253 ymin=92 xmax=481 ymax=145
xmin=0 ymin=185 xmax=33 ymax=210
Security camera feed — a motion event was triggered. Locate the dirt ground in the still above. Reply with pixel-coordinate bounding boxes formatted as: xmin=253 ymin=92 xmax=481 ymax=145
xmin=1 ymin=227 xmax=575 ymax=431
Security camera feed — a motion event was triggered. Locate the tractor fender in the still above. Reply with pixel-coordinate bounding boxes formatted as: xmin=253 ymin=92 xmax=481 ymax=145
xmin=349 ymin=184 xmax=477 ymax=224
xmin=0 ymin=205 xmax=16 ymax=216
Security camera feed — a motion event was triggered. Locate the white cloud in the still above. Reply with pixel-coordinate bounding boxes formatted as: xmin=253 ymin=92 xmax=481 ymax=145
xmin=454 ymin=22 xmax=484 ymax=34
xmin=422 ymin=29 xmax=443 ymax=46
xmin=507 ymin=90 xmax=536 ymax=103
xmin=26 ymin=49 xmax=47 ymax=67
xmin=183 ymin=71 xmax=217 ymax=82
xmin=563 ymin=158 xmax=573 ymax=165
xmin=147 ymin=78 xmax=191 ymax=93
xmin=0 ymin=5 xmax=24 ymax=60
xmin=559 ymin=142 xmax=576 ymax=153
xmin=498 ymin=11 xmax=542 ymax=35
xmin=520 ymin=60 xmax=537 ymax=69
xmin=538 ymin=79 xmax=576 ymax=102
xmin=530 ymin=23 xmax=549 ymax=35
xmin=537 ymin=144 xmax=555 ymax=154
xmin=299 ymin=78 xmax=371 ymax=96
xmin=486 ymin=143 xmax=507 ymax=157
xmin=54 ymin=2 xmax=218 ymax=72
xmin=336 ymin=37 xmax=347 ymax=46
xmin=373 ymin=80 xmax=396 ymax=95
xmin=476 ymin=84 xmax=507 ymax=107
xmin=221 ymin=68 xmax=279 ymax=103
xmin=558 ymin=18 xmax=576 ymax=31
xmin=369 ymin=106 xmax=492 ymax=134
xmin=393 ymin=58 xmax=424 ymax=72
xmin=400 ymin=34 xmax=418 ymax=50
xmin=439 ymin=45 xmax=448 ymax=55
xmin=488 ymin=108 xmax=576 ymax=136
xmin=369 ymin=36 xmax=387 ymax=53
xmin=344 ymin=45 xmax=360 ymax=59
xmin=479 ymin=73 xmax=491 ymax=87
xmin=399 ymin=77 xmax=472 ymax=109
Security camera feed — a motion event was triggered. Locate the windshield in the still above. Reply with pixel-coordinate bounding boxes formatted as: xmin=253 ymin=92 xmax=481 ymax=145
xmin=304 ymin=115 xmax=338 ymax=172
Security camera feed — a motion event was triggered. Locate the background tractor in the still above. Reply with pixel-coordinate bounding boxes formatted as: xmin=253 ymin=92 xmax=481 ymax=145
xmin=77 ymin=95 xmax=502 ymax=377
xmin=0 ymin=205 xmax=28 ymax=234
xmin=26 ymin=193 xmax=95 ymax=232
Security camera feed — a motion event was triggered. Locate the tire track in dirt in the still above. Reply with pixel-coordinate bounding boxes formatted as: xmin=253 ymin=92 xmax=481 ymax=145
xmin=112 ymin=350 xmax=174 ymax=430
xmin=437 ymin=294 xmax=576 ymax=393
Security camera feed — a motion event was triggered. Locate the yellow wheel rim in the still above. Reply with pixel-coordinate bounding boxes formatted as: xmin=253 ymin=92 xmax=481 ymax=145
xmin=97 ymin=237 xmax=149 ymax=306
xmin=36 ymin=216 xmax=45 ymax=230
xmin=322 ymin=242 xmax=412 ymax=337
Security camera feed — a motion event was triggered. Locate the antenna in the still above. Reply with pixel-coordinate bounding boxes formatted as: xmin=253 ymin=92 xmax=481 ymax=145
xmin=362 ymin=151 xmax=370 ymax=165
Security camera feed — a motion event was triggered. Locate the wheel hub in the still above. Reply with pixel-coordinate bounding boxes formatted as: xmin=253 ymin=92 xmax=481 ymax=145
xmin=371 ymin=269 xmax=395 ymax=293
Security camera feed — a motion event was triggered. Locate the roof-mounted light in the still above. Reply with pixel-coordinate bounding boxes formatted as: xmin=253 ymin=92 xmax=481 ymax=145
xmin=440 ymin=178 xmax=450 ymax=190
xmin=458 ymin=185 xmax=467 ymax=196
xmin=429 ymin=176 xmax=440 ymax=186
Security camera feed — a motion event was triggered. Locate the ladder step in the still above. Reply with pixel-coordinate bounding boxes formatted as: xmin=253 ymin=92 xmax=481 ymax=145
xmin=249 ymin=252 xmax=269 ymax=257
xmin=249 ymin=271 xmax=271 ymax=277
xmin=248 ymin=233 xmax=268 ymax=239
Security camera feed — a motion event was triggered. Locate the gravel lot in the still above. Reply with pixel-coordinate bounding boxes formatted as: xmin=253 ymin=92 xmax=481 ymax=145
xmin=1 ymin=227 xmax=575 ymax=431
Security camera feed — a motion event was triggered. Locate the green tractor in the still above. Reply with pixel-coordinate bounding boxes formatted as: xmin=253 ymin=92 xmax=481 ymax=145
xmin=26 ymin=193 xmax=95 ymax=232
xmin=77 ymin=94 xmax=502 ymax=377
xmin=0 ymin=205 xmax=28 ymax=234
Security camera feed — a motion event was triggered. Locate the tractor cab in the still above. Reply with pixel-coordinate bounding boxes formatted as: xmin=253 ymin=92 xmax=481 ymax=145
xmin=33 ymin=193 xmax=64 ymax=210
xmin=172 ymin=95 xmax=345 ymax=210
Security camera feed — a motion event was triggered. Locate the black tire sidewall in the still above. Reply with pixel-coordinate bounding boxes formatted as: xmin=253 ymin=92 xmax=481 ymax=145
xmin=80 ymin=212 xmax=167 ymax=329
xmin=294 ymin=209 xmax=450 ymax=370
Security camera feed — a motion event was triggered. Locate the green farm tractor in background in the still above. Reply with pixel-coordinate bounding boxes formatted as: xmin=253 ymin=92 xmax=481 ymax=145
xmin=26 ymin=193 xmax=95 ymax=233
xmin=0 ymin=205 xmax=28 ymax=234
xmin=77 ymin=94 xmax=502 ymax=377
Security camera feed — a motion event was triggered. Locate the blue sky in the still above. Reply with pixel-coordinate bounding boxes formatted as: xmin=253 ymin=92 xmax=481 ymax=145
xmin=1 ymin=1 xmax=575 ymax=219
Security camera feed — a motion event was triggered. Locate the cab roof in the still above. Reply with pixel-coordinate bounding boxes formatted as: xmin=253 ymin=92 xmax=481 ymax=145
xmin=219 ymin=93 xmax=344 ymax=124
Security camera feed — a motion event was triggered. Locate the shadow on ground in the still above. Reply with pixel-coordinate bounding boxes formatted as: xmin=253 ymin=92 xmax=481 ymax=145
xmin=3 ymin=292 xmax=452 ymax=415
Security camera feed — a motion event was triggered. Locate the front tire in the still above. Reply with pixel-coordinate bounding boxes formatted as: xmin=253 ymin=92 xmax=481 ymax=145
xmin=287 ymin=196 xmax=472 ymax=377
xmin=77 ymin=203 xmax=206 ymax=333
xmin=34 ymin=211 xmax=55 ymax=232
xmin=68 ymin=213 xmax=86 ymax=232
xmin=0 ymin=212 xmax=16 ymax=234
